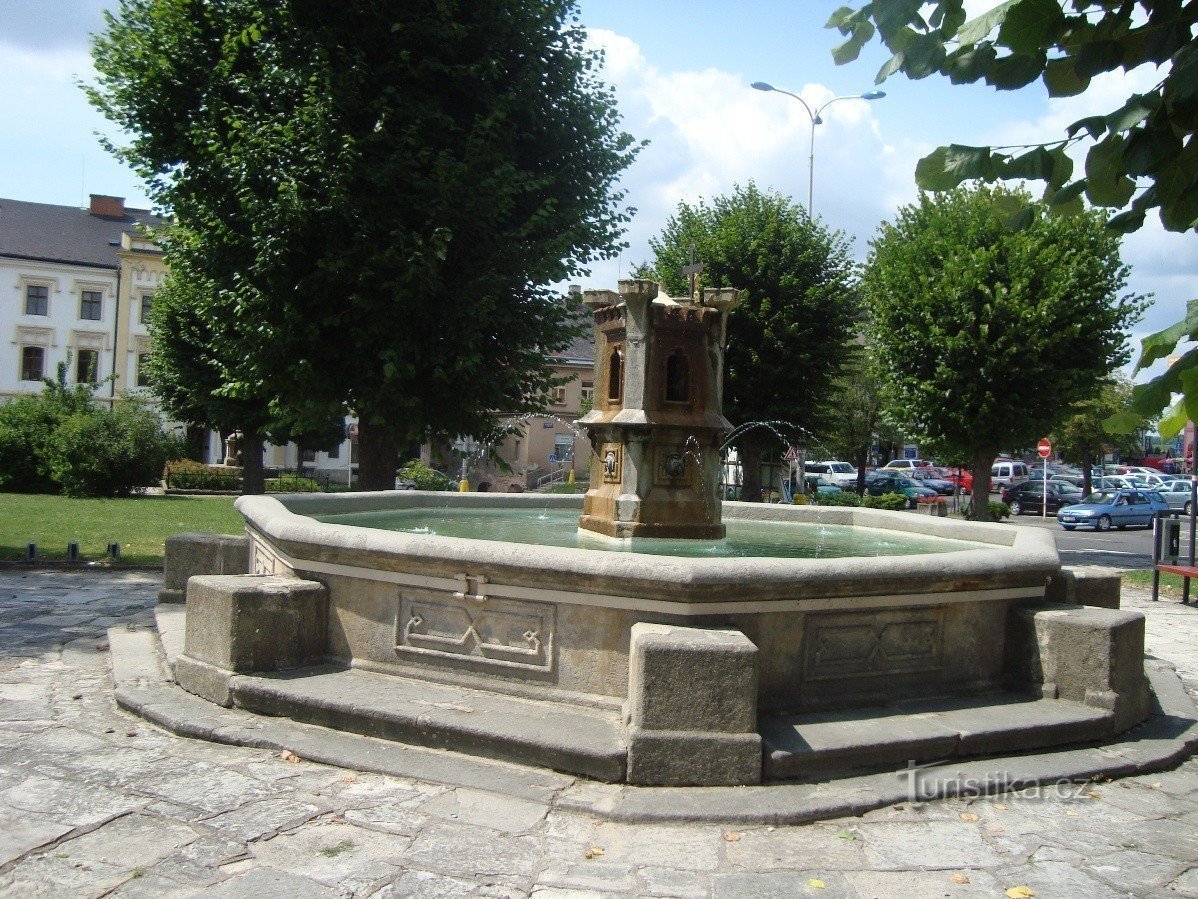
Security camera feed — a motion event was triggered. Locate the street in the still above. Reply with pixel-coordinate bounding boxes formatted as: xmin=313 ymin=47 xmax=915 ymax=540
xmin=1005 ymin=514 xmax=1159 ymax=569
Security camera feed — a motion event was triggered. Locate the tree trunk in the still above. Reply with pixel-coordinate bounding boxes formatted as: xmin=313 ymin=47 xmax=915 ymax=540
xmin=739 ymin=434 xmax=764 ymax=503
xmin=183 ymin=425 xmax=206 ymax=462
xmin=240 ymin=433 xmax=266 ymax=496
xmin=853 ymin=445 xmax=870 ymax=495
xmin=357 ymin=421 xmax=401 ymax=491
xmin=1082 ymin=454 xmax=1094 ymax=495
xmin=970 ymin=449 xmax=995 ymax=520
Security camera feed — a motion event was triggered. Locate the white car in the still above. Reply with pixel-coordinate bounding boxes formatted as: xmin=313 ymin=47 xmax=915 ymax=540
xmin=806 ymin=460 xmax=859 ymax=488
xmin=882 ymin=459 xmax=931 ymax=471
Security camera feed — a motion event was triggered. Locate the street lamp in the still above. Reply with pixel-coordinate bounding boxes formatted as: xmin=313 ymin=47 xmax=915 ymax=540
xmin=751 ymin=81 xmax=885 ymax=218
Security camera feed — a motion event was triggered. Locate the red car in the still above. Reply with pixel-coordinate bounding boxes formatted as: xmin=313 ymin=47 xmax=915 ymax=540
xmin=937 ymin=467 xmax=973 ymax=494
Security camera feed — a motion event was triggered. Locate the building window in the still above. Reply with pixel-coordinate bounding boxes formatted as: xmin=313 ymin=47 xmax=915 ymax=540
xmin=301 ymin=448 xmax=318 ymax=463
xmin=80 ymin=290 xmax=103 ymax=321
xmin=76 ymin=349 xmax=99 ymax=385
xmin=551 ymin=386 xmax=567 ymax=406
xmin=140 ymin=293 xmax=154 ymax=324
xmin=21 ymin=346 xmax=45 ymax=381
xmin=580 ymin=382 xmax=594 ymax=404
xmin=136 ymin=353 xmax=151 ymax=387
xmin=25 ymin=285 xmax=49 ymax=316
xmin=327 ymin=441 xmax=340 ymax=460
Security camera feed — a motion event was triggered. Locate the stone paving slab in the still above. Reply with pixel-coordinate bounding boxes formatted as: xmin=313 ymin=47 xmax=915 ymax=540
xmin=0 ymin=570 xmax=1193 ymax=897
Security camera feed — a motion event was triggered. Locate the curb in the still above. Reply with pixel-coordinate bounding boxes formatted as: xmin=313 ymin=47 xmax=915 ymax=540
xmin=108 ymin=625 xmax=1198 ymax=825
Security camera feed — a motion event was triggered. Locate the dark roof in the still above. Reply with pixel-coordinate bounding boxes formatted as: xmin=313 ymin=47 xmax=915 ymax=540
xmin=551 ymin=329 xmax=596 ymax=365
xmin=0 ymin=197 xmax=167 ymax=270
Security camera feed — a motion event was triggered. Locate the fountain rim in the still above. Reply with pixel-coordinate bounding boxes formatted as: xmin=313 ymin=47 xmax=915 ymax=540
xmin=235 ymin=492 xmax=1059 ymax=609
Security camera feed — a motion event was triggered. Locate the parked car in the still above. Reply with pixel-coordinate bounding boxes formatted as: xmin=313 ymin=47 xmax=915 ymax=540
xmin=805 ymin=460 xmax=858 ymax=489
xmin=866 ymin=474 xmax=938 ymax=509
xmin=882 ymin=459 xmax=932 ymax=471
xmin=1001 ymin=480 xmax=1082 ymax=516
xmin=990 ymin=460 xmax=1030 ymax=490
xmin=1056 ymin=488 xmax=1169 ymax=531
xmin=1155 ymin=479 xmax=1196 ymax=514
xmin=906 ymin=468 xmax=956 ymax=495
xmin=936 ymin=467 xmax=973 ymax=494
xmin=1093 ymin=475 xmax=1140 ymax=491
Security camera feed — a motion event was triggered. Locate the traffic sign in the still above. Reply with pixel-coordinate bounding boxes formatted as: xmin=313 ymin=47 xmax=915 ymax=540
xmin=1037 ymin=438 xmax=1051 ymax=458
xmin=784 ymin=446 xmax=799 ymax=463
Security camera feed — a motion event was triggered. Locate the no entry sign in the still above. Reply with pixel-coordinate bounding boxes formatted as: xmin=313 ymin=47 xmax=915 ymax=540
xmin=1037 ymin=438 xmax=1051 ymax=458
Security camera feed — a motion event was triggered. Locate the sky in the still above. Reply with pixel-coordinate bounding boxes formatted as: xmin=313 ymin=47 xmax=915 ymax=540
xmin=0 ymin=0 xmax=1193 ymax=381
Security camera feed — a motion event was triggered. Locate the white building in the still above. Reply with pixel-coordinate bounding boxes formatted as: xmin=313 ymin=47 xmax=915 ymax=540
xmin=0 ymin=194 xmax=168 ymax=405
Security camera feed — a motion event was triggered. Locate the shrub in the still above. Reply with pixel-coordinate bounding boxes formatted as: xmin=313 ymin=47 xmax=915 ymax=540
xmin=165 ymin=459 xmax=239 ymax=491
xmin=813 ymin=490 xmax=861 ymax=507
xmin=398 ymin=459 xmax=455 ymax=491
xmin=959 ymin=500 xmax=1012 ymax=521
xmin=51 ymin=398 xmax=182 ymax=497
xmin=862 ymin=492 xmax=908 ymax=511
xmin=266 ymin=475 xmax=321 ymax=493
xmin=0 ymin=395 xmax=64 ymax=493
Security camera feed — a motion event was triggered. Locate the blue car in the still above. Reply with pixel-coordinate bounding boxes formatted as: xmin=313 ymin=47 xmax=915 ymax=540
xmin=1056 ymin=488 xmax=1168 ymax=531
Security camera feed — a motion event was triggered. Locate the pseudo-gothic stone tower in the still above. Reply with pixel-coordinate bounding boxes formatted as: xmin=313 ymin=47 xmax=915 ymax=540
xmin=576 ymin=279 xmax=740 ymax=540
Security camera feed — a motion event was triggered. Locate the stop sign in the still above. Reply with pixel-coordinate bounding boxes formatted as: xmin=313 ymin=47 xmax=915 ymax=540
xmin=1037 ymin=438 xmax=1051 ymax=458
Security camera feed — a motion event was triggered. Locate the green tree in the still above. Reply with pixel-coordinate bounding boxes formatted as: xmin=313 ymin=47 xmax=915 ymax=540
xmin=862 ymin=185 xmax=1146 ymax=519
xmin=145 ymin=276 xmax=280 ymax=494
xmin=637 ymin=183 xmax=859 ymax=502
xmin=1052 ymin=379 xmax=1144 ymax=495
xmin=825 ymin=345 xmax=890 ymax=494
xmin=88 ymin=0 xmax=639 ymax=490
xmin=828 ymin=0 xmax=1198 ymax=434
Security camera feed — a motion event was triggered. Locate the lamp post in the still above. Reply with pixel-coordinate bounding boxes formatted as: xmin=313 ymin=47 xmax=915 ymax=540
xmin=751 ymin=82 xmax=885 ymax=218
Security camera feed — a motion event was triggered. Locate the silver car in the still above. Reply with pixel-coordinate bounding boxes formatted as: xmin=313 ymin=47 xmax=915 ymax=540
xmin=1155 ymin=479 xmax=1197 ymax=514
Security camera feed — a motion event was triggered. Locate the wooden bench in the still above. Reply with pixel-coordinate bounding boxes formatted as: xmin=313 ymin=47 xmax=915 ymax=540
xmin=1154 ymin=564 xmax=1196 ymax=604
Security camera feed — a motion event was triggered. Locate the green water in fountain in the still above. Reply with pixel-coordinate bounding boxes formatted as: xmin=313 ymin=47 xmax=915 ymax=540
xmin=314 ymin=508 xmax=985 ymax=559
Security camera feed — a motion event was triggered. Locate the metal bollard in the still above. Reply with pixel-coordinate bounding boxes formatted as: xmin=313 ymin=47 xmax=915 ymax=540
xmin=107 ymin=542 xmax=121 ymax=562
xmin=26 ymin=543 xmax=36 ymax=561
xmin=67 ymin=542 xmax=80 ymax=562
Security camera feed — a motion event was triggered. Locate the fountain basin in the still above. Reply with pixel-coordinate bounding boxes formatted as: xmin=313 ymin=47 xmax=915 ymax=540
xmin=235 ymin=490 xmax=1059 ymax=714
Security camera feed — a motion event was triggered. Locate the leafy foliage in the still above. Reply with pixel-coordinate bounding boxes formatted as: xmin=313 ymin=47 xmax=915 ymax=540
xmin=266 ymin=475 xmax=321 ymax=493
xmin=51 ymin=398 xmax=180 ymax=498
xmin=814 ymin=490 xmax=862 ymax=507
xmin=88 ymin=0 xmax=640 ymax=489
xmin=398 ymin=459 xmax=456 ymax=492
xmin=1052 ymin=378 xmax=1144 ymax=493
xmin=861 ymin=492 xmax=908 ymax=511
xmin=828 ymin=0 xmax=1198 ymax=431
xmin=862 ymin=185 xmax=1146 ymax=518
xmin=0 ymin=366 xmax=181 ymax=497
xmin=636 ymin=183 xmax=859 ymax=500
xmin=164 ymin=460 xmax=240 ymax=491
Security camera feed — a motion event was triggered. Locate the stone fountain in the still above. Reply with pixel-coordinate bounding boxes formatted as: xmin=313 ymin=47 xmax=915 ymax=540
xmin=139 ymin=279 xmax=1154 ymax=788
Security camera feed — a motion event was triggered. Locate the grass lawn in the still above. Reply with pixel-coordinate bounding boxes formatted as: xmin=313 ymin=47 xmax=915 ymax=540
xmin=0 ymin=493 xmax=243 ymax=566
xmin=1121 ymin=567 xmax=1193 ymax=599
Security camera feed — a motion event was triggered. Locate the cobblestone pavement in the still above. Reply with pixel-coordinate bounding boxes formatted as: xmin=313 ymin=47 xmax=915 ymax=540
xmin=0 ymin=570 xmax=1195 ymax=898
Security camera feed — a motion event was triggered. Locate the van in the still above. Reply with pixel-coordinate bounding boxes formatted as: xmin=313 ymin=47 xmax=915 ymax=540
xmin=991 ymin=461 xmax=1029 ymax=490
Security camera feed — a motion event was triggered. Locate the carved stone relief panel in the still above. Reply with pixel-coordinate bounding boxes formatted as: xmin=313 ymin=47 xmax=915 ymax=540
xmin=654 ymin=444 xmax=693 ymax=487
xmin=600 ymin=444 xmax=622 ymax=484
xmin=251 ymin=538 xmax=286 ymax=576
xmin=396 ymin=587 xmax=555 ymax=673
xmin=802 ymin=608 xmax=943 ymax=680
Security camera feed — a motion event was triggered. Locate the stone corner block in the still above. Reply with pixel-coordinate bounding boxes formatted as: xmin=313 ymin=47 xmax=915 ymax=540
xmin=160 ymin=532 xmax=250 ymax=604
xmin=174 ymin=654 xmax=234 ymax=707
xmin=627 ymin=727 xmax=762 ymax=786
xmin=182 ymin=575 xmax=327 ymax=679
xmin=1045 ymin=565 xmax=1121 ymax=609
xmin=626 ymin=623 xmax=761 ymax=786
xmin=1006 ymin=603 xmax=1150 ymax=731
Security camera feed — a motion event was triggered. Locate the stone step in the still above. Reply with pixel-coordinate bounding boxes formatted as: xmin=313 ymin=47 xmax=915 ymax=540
xmin=761 ymin=693 xmax=1114 ymax=782
xmin=230 ymin=666 xmax=627 ymax=782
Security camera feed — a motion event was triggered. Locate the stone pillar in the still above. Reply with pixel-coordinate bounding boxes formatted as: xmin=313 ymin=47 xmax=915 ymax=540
xmin=1044 ymin=565 xmax=1121 ymax=609
xmin=175 ymin=574 xmax=327 ymax=706
xmin=159 ymin=533 xmax=250 ymax=604
xmin=626 ymin=623 xmax=762 ymax=786
xmin=1006 ymin=604 xmax=1150 ymax=732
